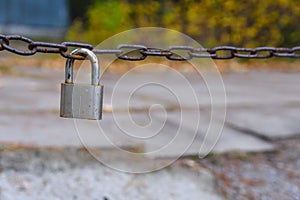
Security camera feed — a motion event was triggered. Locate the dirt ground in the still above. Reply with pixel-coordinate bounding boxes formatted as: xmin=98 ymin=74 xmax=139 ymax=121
xmin=197 ymin=138 xmax=300 ymax=200
xmin=1 ymin=53 xmax=300 ymax=74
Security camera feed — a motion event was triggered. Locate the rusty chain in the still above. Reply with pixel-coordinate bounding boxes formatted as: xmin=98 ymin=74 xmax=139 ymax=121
xmin=1 ymin=34 xmax=300 ymax=61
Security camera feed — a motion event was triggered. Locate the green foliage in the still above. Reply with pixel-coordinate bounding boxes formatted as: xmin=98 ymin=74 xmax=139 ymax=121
xmin=66 ymin=0 xmax=300 ymax=47
xmin=66 ymin=0 xmax=132 ymax=43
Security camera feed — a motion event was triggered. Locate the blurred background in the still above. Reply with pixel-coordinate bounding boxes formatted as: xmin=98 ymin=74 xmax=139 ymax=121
xmin=1 ymin=0 xmax=300 ymax=47
xmin=0 ymin=1 xmax=300 ymax=200
xmin=1 ymin=0 xmax=300 ymax=71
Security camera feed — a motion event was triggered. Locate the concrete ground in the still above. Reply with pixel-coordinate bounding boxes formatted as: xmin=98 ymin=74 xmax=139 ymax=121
xmin=0 ymin=146 xmax=224 ymax=200
xmin=0 ymin=66 xmax=299 ymax=199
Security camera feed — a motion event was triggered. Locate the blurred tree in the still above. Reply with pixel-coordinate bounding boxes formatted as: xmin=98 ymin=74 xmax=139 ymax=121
xmin=66 ymin=0 xmax=132 ymax=43
xmin=68 ymin=0 xmax=95 ymax=23
xmin=66 ymin=0 xmax=300 ymax=47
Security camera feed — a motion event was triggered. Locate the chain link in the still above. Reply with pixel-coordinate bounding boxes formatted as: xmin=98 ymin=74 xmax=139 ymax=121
xmin=1 ymin=35 xmax=37 ymax=55
xmin=116 ymin=44 xmax=147 ymax=61
xmin=167 ymin=46 xmax=194 ymax=60
xmin=1 ymin=34 xmax=300 ymax=60
xmin=28 ymin=42 xmax=67 ymax=54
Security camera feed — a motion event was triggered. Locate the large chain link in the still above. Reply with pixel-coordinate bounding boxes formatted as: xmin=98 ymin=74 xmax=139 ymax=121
xmin=1 ymin=34 xmax=300 ymax=60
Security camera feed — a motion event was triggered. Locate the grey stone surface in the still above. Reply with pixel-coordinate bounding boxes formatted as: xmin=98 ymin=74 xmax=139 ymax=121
xmin=104 ymin=71 xmax=300 ymax=108
xmin=0 ymin=108 xmax=274 ymax=158
xmin=226 ymin=106 xmax=300 ymax=140
xmin=0 ymin=111 xmax=138 ymax=148
xmin=223 ymin=71 xmax=300 ymax=107
xmin=0 ymin=67 xmax=299 ymax=158
xmin=3 ymin=67 xmax=300 ymax=110
xmin=152 ymin=111 xmax=274 ymax=157
xmin=0 ymin=148 xmax=225 ymax=200
xmin=0 ymin=75 xmax=60 ymax=112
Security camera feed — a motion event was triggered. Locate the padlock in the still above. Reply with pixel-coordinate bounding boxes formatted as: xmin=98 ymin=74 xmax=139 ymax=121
xmin=60 ymin=48 xmax=103 ymax=120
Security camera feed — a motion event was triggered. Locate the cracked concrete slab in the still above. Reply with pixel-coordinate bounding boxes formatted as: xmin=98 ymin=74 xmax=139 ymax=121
xmin=0 ymin=109 xmax=273 ymax=158
xmin=1 ymin=68 xmax=299 ymax=159
xmin=0 ymin=111 xmax=138 ymax=148
xmin=151 ymin=111 xmax=274 ymax=157
xmin=0 ymin=75 xmax=60 ymax=112
xmin=223 ymin=71 xmax=300 ymax=107
xmin=226 ymin=106 xmax=300 ymax=140
xmin=3 ymin=68 xmax=300 ymax=111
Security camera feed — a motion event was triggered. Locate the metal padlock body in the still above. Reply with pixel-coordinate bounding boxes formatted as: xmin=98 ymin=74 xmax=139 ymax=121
xmin=60 ymin=48 xmax=103 ymax=120
xmin=60 ymin=83 xmax=103 ymax=120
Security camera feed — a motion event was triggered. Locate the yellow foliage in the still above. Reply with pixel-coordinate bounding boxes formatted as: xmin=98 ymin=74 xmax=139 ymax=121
xmin=66 ymin=0 xmax=300 ymax=47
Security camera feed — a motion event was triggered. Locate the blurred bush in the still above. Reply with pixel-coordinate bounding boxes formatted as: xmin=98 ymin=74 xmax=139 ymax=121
xmin=66 ymin=0 xmax=300 ymax=47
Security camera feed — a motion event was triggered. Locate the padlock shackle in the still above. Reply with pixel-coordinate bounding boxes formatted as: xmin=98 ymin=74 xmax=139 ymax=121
xmin=65 ymin=48 xmax=100 ymax=85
